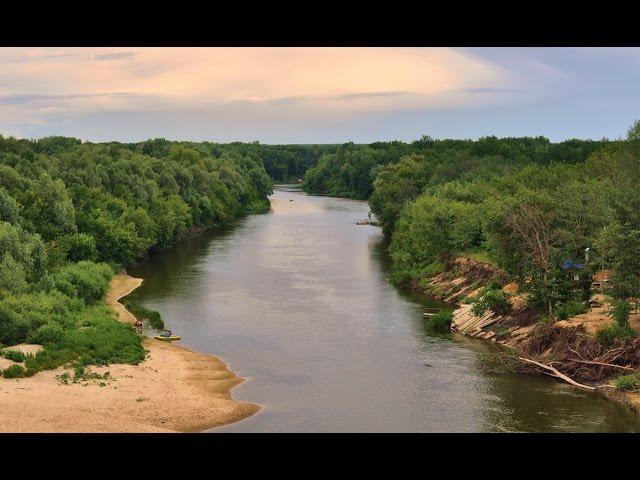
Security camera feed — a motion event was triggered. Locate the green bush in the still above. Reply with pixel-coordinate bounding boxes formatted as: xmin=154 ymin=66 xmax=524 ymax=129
xmin=556 ymin=300 xmax=588 ymax=320
xmin=425 ymin=310 xmax=454 ymax=333
xmin=61 ymin=306 xmax=146 ymax=366
xmin=615 ymin=373 xmax=640 ymax=392
xmin=28 ymin=323 xmax=65 ymax=345
xmin=52 ymin=261 xmax=114 ymax=304
xmin=60 ymin=233 xmax=98 ymax=262
xmin=120 ymin=297 xmax=164 ymax=329
xmin=422 ymin=261 xmax=446 ymax=278
xmin=1 ymin=349 xmax=26 ymax=362
xmin=2 ymin=364 xmax=27 ymax=378
xmin=4 ymin=305 xmax=146 ymax=378
xmin=610 ymin=299 xmax=632 ymax=329
xmin=472 ymin=287 xmax=511 ymax=317
xmin=0 ymin=291 xmax=82 ymax=345
xmin=596 ymin=324 xmax=636 ymax=345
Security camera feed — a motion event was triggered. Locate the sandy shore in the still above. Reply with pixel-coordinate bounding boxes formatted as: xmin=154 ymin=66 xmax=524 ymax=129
xmin=0 ymin=272 xmax=259 ymax=433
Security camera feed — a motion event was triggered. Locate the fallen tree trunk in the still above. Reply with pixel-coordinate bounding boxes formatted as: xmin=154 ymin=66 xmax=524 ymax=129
xmin=517 ymin=356 xmax=596 ymax=391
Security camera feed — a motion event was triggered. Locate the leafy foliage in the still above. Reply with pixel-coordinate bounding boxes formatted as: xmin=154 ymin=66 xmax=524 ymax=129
xmin=595 ymin=324 xmax=636 ymax=346
xmin=616 ymin=373 xmax=640 ymax=391
xmin=471 ymin=287 xmax=512 ymax=317
xmin=0 ymin=134 xmax=274 ymax=377
xmin=424 ymin=310 xmax=454 ymax=333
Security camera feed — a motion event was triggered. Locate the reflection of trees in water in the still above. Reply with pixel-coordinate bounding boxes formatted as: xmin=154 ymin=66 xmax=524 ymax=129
xmin=129 ymin=221 xmax=245 ymax=298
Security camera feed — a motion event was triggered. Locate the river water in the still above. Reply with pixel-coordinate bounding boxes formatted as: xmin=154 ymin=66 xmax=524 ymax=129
xmin=129 ymin=186 xmax=640 ymax=432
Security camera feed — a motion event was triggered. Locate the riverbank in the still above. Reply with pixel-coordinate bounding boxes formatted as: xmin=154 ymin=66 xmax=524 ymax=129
xmin=0 ymin=272 xmax=259 ymax=432
xmin=411 ymin=256 xmax=640 ymax=416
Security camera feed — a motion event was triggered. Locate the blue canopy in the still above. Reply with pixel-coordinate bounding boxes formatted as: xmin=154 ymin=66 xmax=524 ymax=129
xmin=562 ymin=260 xmax=585 ymax=270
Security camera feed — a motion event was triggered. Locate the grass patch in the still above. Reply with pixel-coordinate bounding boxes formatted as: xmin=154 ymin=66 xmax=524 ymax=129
xmin=120 ymin=296 xmax=164 ymax=329
xmin=2 ymin=304 xmax=145 ymax=379
xmin=460 ymin=250 xmax=497 ymax=266
xmin=555 ymin=300 xmax=588 ymax=320
xmin=595 ymin=324 xmax=637 ymax=346
xmin=1 ymin=349 xmax=27 ymax=362
xmin=425 ymin=310 xmax=454 ymax=333
xmin=615 ymin=373 xmax=640 ymax=392
xmin=2 ymin=364 xmax=27 ymax=378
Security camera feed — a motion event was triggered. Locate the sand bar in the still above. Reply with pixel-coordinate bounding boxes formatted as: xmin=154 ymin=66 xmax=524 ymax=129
xmin=0 ymin=272 xmax=259 ymax=432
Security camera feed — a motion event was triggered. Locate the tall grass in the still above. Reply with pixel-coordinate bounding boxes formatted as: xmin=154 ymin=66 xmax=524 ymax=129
xmin=120 ymin=296 xmax=164 ymax=329
xmin=2 ymin=304 xmax=145 ymax=378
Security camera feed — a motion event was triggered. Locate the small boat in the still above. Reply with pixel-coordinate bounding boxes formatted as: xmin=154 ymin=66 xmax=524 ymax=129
xmin=154 ymin=335 xmax=181 ymax=342
xmin=154 ymin=330 xmax=180 ymax=341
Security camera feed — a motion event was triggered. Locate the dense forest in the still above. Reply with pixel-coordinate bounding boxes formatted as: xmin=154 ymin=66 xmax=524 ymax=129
xmin=2 ymin=124 xmax=639 ymax=380
xmin=119 ymin=139 xmax=337 ymax=183
xmin=0 ymin=135 xmax=273 ymax=378
xmin=300 ymin=125 xmax=640 ymax=339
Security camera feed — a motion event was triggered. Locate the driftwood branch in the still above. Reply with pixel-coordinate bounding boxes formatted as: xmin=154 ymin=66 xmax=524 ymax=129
xmin=567 ymin=358 xmax=636 ymax=372
xmin=517 ymin=356 xmax=596 ymax=390
xmin=566 ymin=346 xmax=636 ymax=371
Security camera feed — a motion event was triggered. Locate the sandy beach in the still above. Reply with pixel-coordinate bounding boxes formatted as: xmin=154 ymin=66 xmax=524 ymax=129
xmin=0 ymin=272 xmax=259 ymax=433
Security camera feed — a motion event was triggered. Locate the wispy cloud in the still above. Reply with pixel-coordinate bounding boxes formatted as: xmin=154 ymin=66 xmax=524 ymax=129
xmin=459 ymin=87 xmax=522 ymax=94
xmin=236 ymin=91 xmax=412 ymax=106
xmin=332 ymin=90 xmax=410 ymax=100
xmin=93 ymin=52 xmax=138 ymax=62
xmin=0 ymin=92 xmax=135 ymax=105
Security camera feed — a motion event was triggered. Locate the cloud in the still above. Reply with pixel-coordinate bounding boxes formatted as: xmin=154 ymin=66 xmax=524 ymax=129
xmin=93 ymin=52 xmax=138 ymax=62
xmin=459 ymin=87 xmax=522 ymax=94
xmin=0 ymin=92 xmax=136 ymax=105
xmin=0 ymin=47 xmax=512 ymax=108
xmin=331 ymin=91 xmax=410 ymax=100
xmin=0 ymin=47 xmax=527 ymax=138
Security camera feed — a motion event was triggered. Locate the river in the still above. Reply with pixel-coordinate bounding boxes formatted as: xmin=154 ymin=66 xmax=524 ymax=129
xmin=128 ymin=186 xmax=640 ymax=432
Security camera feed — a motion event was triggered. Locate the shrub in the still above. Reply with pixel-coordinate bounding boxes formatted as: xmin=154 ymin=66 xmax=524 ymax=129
xmin=615 ymin=373 xmax=640 ymax=392
xmin=596 ymin=324 xmax=636 ymax=345
xmin=28 ymin=323 xmax=65 ymax=345
xmin=61 ymin=233 xmax=98 ymax=262
xmin=4 ymin=305 xmax=146 ymax=378
xmin=0 ymin=291 xmax=82 ymax=345
xmin=425 ymin=310 xmax=454 ymax=333
xmin=52 ymin=261 xmax=114 ymax=304
xmin=120 ymin=297 xmax=164 ymax=329
xmin=61 ymin=306 xmax=146 ymax=365
xmin=1 ymin=349 xmax=26 ymax=362
xmin=23 ymin=348 xmax=77 ymax=375
xmin=610 ymin=299 xmax=632 ymax=329
xmin=422 ymin=261 xmax=446 ymax=278
xmin=0 ymin=303 xmax=30 ymax=345
xmin=556 ymin=301 xmax=588 ymax=320
xmin=472 ymin=287 xmax=511 ymax=317
xmin=2 ymin=364 xmax=27 ymax=378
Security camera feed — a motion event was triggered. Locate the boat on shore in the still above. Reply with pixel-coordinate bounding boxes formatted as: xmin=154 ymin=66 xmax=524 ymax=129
xmin=154 ymin=335 xmax=181 ymax=342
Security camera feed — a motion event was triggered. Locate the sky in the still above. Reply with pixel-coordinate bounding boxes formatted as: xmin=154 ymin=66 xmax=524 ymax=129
xmin=0 ymin=47 xmax=639 ymax=144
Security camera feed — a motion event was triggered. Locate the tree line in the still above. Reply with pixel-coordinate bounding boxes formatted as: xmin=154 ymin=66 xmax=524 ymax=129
xmin=0 ymin=135 xmax=273 ymax=376
xmin=300 ymin=127 xmax=640 ymax=332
